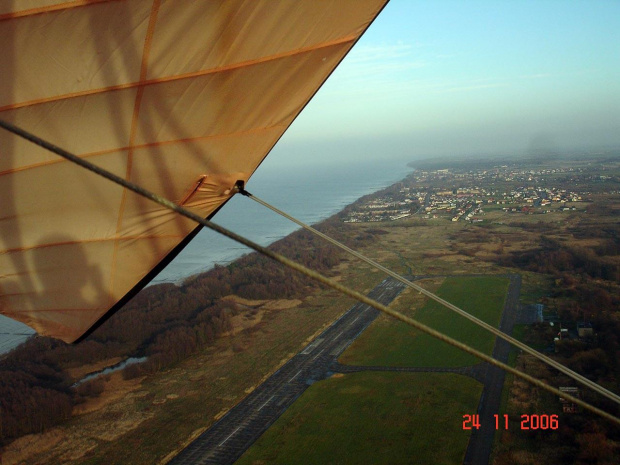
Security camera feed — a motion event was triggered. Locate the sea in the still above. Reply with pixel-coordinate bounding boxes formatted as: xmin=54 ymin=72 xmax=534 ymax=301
xmin=0 ymin=155 xmax=415 ymax=354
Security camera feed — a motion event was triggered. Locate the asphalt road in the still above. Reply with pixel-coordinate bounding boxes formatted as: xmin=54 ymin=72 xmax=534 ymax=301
xmin=463 ymin=273 xmax=522 ymax=465
xmin=168 ymin=277 xmax=406 ymax=465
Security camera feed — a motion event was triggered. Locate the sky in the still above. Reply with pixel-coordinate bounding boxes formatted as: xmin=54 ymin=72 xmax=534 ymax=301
xmin=265 ymin=0 xmax=620 ymax=168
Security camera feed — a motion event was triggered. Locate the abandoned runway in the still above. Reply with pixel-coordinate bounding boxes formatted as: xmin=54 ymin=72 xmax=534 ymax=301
xmin=169 ymin=277 xmax=406 ymax=465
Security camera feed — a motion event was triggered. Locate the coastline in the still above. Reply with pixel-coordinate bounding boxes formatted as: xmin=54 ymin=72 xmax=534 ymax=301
xmin=0 ymin=160 xmax=414 ymax=355
xmin=153 ymin=157 xmax=415 ymax=284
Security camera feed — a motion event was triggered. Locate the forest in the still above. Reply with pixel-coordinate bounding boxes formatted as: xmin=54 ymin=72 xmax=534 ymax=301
xmin=488 ymin=215 xmax=620 ymax=384
xmin=486 ymin=212 xmax=620 ymax=463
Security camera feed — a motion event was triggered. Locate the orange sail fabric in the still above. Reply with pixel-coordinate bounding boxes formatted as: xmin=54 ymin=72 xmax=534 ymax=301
xmin=0 ymin=0 xmax=388 ymax=343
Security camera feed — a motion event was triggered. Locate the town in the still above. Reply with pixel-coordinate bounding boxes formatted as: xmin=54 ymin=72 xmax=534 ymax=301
xmin=342 ymin=159 xmax=619 ymax=223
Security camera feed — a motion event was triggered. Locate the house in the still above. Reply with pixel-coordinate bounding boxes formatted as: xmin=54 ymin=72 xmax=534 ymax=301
xmin=559 ymin=387 xmax=580 ymax=413
xmin=577 ymin=322 xmax=593 ymax=338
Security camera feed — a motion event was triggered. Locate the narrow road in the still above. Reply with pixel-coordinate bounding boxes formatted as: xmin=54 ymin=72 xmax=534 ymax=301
xmin=463 ymin=274 xmax=521 ymax=465
xmin=168 ymin=277 xmax=406 ymax=465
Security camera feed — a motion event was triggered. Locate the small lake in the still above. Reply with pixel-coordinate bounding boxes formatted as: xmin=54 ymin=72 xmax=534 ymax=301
xmin=73 ymin=356 xmax=148 ymax=386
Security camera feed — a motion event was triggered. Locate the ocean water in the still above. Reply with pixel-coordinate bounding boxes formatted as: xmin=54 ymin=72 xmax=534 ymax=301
xmin=0 ymin=316 xmax=35 ymax=355
xmin=153 ymin=156 xmax=414 ymax=283
xmin=0 ymin=156 xmax=414 ymax=354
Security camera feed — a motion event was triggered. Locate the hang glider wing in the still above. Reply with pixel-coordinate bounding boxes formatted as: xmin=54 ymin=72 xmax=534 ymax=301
xmin=0 ymin=0 xmax=389 ymax=343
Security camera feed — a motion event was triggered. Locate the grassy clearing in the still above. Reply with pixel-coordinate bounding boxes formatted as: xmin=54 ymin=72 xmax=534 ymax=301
xmin=340 ymin=276 xmax=510 ymax=367
xmin=519 ymin=271 xmax=553 ymax=306
xmin=235 ymin=372 xmax=482 ymax=465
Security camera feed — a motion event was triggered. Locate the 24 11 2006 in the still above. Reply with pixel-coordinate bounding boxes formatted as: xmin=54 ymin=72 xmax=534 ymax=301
xmin=463 ymin=414 xmax=559 ymax=430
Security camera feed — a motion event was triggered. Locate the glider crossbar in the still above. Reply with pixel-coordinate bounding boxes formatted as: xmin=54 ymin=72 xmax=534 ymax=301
xmin=241 ymin=189 xmax=620 ymax=408
xmin=1 ymin=118 xmax=618 ymax=426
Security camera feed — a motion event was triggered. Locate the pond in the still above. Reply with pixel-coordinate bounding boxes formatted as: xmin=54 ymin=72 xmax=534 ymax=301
xmin=73 ymin=356 xmax=148 ymax=386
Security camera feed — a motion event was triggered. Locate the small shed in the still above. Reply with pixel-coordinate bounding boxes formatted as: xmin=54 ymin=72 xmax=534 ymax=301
xmin=577 ymin=322 xmax=593 ymax=338
xmin=559 ymin=386 xmax=580 ymax=413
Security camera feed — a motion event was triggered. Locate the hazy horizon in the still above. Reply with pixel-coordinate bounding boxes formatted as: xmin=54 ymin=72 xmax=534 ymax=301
xmin=257 ymin=0 xmax=619 ymax=173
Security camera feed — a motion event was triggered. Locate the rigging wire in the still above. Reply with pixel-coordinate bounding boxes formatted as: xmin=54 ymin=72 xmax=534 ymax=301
xmin=1 ymin=118 xmax=618 ymax=426
xmin=241 ymin=189 xmax=620 ymax=407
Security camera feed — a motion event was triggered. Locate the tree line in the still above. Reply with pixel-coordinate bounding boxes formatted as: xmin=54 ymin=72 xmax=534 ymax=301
xmin=497 ymin=234 xmax=619 ymax=283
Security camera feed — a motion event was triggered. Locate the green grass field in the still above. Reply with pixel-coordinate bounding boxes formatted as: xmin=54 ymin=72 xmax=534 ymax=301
xmin=339 ymin=276 xmax=509 ymax=367
xmin=235 ymin=372 xmax=482 ymax=465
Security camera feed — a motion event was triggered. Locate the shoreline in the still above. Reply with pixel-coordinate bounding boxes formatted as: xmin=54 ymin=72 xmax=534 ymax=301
xmin=152 ymin=158 xmax=416 ymax=284
xmin=0 ymin=163 xmax=414 ymax=355
xmin=174 ymin=170 xmax=413 ymax=286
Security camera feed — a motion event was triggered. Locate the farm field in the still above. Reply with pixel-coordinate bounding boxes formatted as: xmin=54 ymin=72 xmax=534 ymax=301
xmin=339 ymin=276 xmax=510 ymax=368
xmin=235 ymin=371 xmax=482 ymax=465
